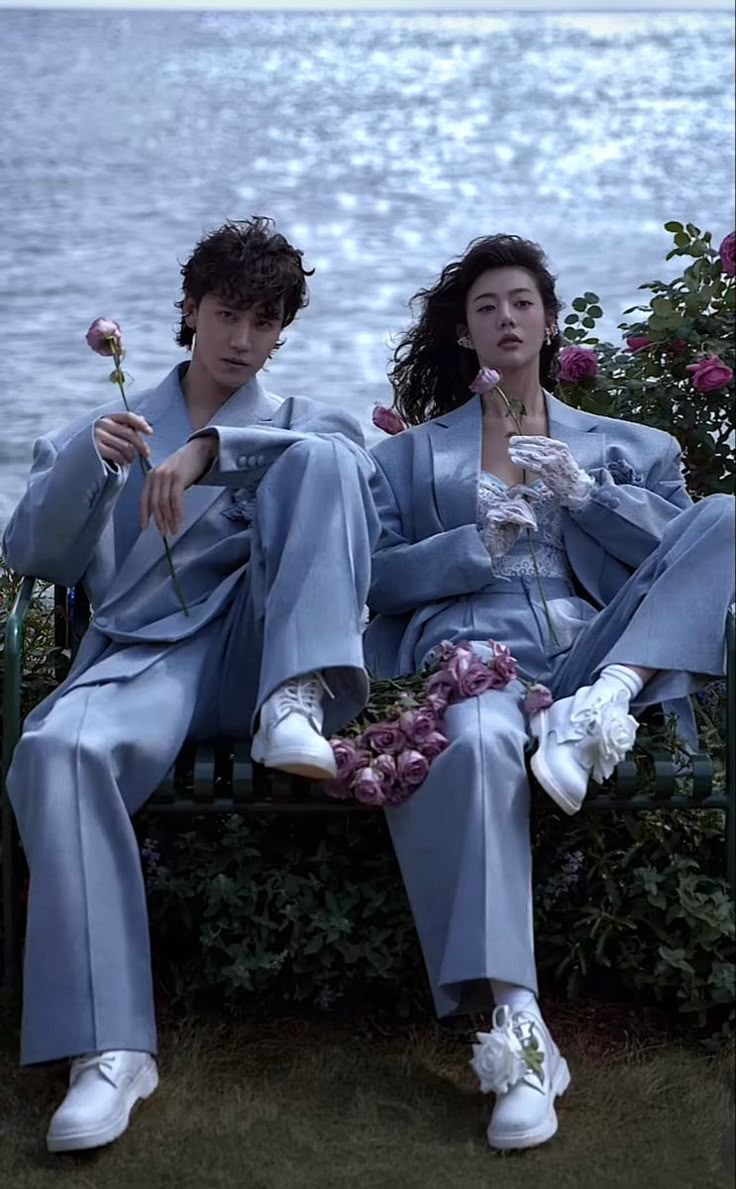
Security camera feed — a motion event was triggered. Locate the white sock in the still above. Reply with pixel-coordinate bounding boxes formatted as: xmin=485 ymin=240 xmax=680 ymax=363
xmin=490 ymin=980 xmax=540 ymax=1018
xmin=593 ymin=663 xmax=644 ymax=703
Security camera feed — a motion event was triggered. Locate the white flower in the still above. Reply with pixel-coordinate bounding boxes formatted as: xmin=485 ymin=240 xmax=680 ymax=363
xmin=592 ymin=698 xmax=638 ymax=781
xmin=571 ymin=689 xmax=638 ymax=782
xmin=470 ymin=1010 xmax=527 ymax=1096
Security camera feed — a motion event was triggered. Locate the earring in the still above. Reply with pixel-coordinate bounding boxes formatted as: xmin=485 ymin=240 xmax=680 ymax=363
xmin=545 ymin=325 xmax=559 ymax=347
xmin=457 ymin=335 xmax=473 ymax=350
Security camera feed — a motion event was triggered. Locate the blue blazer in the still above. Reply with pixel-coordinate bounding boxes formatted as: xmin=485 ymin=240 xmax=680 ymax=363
xmin=364 ymin=391 xmax=691 ymax=678
xmin=3 ymin=363 xmax=371 ymax=691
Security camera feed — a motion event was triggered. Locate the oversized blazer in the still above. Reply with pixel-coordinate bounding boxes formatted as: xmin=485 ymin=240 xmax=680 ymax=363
xmin=364 ymin=391 xmax=692 ymax=679
xmin=2 ymin=362 xmax=371 ymax=694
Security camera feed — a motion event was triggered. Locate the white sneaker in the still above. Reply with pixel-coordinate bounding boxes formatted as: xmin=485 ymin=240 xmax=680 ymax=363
xmin=251 ymin=672 xmax=337 ymax=780
xmin=530 ymin=684 xmax=639 ymax=814
xmin=46 ymin=1050 xmax=158 ymax=1152
xmin=471 ymin=1007 xmax=570 ymax=1151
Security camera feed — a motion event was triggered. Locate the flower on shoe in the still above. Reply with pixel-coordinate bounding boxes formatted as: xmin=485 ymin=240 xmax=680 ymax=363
xmin=372 ymin=404 xmax=408 ymax=435
xmin=687 ymin=354 xmax=733 ymax=393
xmin=86 ymin=317 xmax=124 ymax=357
xmin=469 ymin=367 xmax=502 ymax=396
xmin=558 ymin=345 xmax=598 ymax=383
xmin=361 ymin=721 xmax=407 ymax=755
xmin=470 ymin=1011 xmax=528 ymax=1096
xmin=523 ymin=683 xmax=554 ymax=714
xmin=591 ymin=697 xmax=638 ymax=782
xmin=718 ymin=230 xmax=736 ymax=277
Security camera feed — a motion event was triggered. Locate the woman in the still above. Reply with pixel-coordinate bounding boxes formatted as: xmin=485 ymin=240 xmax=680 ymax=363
xmin=364 ymin=234 xmax=734 ymax=1152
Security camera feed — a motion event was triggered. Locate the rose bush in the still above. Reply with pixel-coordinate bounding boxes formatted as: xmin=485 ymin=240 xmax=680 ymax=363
xmin=559 ymin=221 xmax=735 ymax=497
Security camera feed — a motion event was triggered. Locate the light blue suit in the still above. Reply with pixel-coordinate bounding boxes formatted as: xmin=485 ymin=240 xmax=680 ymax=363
xmin=4 ymin=363 xmax=378 ymax=1064
xmin=364 ymin=392 xmax=734 ymax=1017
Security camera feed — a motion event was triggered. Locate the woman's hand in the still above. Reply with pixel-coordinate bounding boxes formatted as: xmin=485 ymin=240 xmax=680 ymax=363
xmin=94 ymin=412 xmax=153 ymax=467
xmin=508 ymin=436 xmax=595 ymax=509
xmin=140 ymin=436 xmax=218 ymax=536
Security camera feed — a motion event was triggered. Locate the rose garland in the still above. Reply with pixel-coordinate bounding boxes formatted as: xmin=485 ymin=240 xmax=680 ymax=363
xmin=324 ymin=639 xmax=553 ymax=808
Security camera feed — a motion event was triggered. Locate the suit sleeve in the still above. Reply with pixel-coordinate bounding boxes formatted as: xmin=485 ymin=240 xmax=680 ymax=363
xmin=2 ymin=422 xmax=127 ymax=585
xmin=368 ymin=455 xmax=494 ymax=615
xmin=568 ymin=435 xmax=692 ymax=568
xmin=190 ymin=405 xmax=374 ymax=487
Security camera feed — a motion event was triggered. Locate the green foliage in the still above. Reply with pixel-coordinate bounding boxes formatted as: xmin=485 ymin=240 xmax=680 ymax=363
xmin=561 ymin=221 xmax=735 ymax=497
xmin=139 ymin=798 xmax=734 ymax=1039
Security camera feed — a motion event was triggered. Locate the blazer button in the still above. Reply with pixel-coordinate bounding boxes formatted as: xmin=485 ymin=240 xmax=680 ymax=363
xmin=248 ymin=455 xmax=258 ymax=467
xmin=257 ymin=455 xmax=266 ymax=466
xmin=236 ymin=454 xmax=248 ymax=467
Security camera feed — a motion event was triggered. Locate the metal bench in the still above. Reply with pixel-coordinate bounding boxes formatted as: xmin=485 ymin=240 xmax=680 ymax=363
xmin=2 ymin=575 xmax=735 ymax=992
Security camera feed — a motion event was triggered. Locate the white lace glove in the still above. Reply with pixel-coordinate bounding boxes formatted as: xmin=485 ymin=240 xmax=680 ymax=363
xmin=481 ymin=495 xmax=539 ymax=558
xmin=508 ymin=435 xmax=595 ymax=510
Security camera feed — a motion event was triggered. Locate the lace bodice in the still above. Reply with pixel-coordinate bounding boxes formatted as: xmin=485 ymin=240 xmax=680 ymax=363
xmin=477 ymin=472 xmax=574 ymax=581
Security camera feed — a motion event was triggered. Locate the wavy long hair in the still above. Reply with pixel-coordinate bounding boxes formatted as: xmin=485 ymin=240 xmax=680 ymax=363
xmin=175 ymin=216 xmax=313 ymax=350
xmin=390 ymin=235 xmax=563 ymax=425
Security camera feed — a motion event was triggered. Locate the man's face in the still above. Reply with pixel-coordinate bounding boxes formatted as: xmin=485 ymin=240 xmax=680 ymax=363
xmin=184 ymin=293 xmax=284 ymax=390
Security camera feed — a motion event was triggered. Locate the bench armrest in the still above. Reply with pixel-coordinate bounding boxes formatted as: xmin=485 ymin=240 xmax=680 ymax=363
xmin=2 ymin=575 xmax=37 ymax=782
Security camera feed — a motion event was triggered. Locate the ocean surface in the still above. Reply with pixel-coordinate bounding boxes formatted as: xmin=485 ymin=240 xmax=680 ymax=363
xmin=1 ymin=7 xmax=734 ymax=523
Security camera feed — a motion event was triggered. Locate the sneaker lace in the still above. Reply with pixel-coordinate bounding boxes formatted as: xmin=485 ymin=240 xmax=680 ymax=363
xmin=272 ymin=672 xmax=333 ymax=720
xmin=70 ymin=1052 xmax=120 ymax=1088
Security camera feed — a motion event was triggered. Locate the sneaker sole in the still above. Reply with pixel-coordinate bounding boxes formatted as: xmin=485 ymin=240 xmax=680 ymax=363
xmin=251 ymin=737 xmax=337 ymax=782
xmin=46 ymin=1059 xmax=159 ymax=1152
xmin=487 ymin=1057 xmax=571 ymax=1151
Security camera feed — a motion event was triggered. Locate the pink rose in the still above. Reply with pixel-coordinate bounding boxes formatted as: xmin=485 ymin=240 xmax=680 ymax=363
xmin=352 ymin=765 xmax=387 ymax=807
xmin=523 ymin=683 xmax=554 ymax=714
xmin=372 ymin=404 xmax=407 ymax=435
xmin=425 ymin=670 xmax=456 ymax=705
xmin=718 ymin=231 xmax=736 ymax=278
xmin=626 ymin=336 xmax=651 ymax=354
xmin=398 ymin=706 xmax=438 ymax=745
xmin=329 ymin=737 xmax=364 ymax=782
xmin=86 ymin=317 xmax=124 ymax=357
xmin=397 ymin=749 xmax=430 ymax=789
xmin=470 ymin=367 xmax=502 ymax=396
xmin=417 ymin=730 xmax=449 ymax=760
xmin=558 ymin=346 xmax=598 ymax=384
xmin=489 ymin=641 xmax=518 ymax=685
xmin=669 ymin=339 xmax=687 ymax=356
xmin=687 ymin=354 xmax=734 ymax=393
xmin=361 ymin=721 xmax=407 ymax=755
xmin=457 ymin=661 xmax=499 ymax=699
xmin=373 ymin=753 xmax=399 ymax=793
xmin=425 ymin=690 xmax=450 ymax=717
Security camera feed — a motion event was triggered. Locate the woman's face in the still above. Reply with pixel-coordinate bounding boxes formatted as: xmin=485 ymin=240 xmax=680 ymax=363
xmin=462 ymin=266 xmax=551 ymax=375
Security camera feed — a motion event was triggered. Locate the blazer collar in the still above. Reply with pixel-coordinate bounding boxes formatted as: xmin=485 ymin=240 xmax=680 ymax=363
xmin=426 ymin=391 xmax=606 ymax=530
xmin=100 ymin=364 xmax=282 ymax=611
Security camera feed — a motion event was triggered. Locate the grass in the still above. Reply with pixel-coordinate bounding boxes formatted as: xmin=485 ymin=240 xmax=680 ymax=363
xmin=0 ymin=997 xmax=733 ymax=1189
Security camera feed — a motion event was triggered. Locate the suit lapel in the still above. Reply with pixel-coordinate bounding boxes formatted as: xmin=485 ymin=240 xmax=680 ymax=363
xmin=102 ymin=366 xmax=282 ymax=608
xmin=545 ymin=391 xmax=607 ymax=472
xmin=427 ymin=396 xmax=483 ymax=530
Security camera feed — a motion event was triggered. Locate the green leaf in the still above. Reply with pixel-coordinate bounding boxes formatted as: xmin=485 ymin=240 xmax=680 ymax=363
xmin=572 ymin=297 xmax=587 ymax=312
xmin=587 ymin=305 xmax=603 ymax=319
xmin=664 ymin=221 xmax=684 ymax=233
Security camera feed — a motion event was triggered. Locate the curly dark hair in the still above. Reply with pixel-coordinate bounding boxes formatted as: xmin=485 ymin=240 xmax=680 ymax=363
xmin=390 ymin=234 xmax=563 ymax=425
xmin=175 ymin=216 xmax=313 ymax=349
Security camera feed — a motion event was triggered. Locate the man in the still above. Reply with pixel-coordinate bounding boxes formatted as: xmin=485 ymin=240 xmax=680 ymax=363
xmin=3 ymin=217 xmax=377 ymax=1151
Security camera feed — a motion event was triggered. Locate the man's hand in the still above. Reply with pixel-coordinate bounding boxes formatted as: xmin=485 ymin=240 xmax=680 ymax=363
xmin=94 ymin=412 xmax=153 ymax=467
xmin=140 ymin=436 xmax=219 ymax=536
